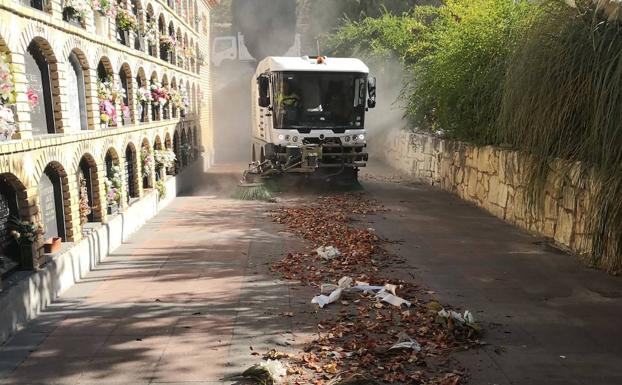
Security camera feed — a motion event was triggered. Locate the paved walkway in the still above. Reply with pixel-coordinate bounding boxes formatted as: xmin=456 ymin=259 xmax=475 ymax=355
xmin=0 ymin=192 xmax=314 ymax=385
xmin=0 ymin=164 xmax=620 ymax=385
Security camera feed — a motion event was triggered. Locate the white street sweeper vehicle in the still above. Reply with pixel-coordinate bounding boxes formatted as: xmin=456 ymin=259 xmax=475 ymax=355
xmin=248 ymin=56 xmax=376 ymax=180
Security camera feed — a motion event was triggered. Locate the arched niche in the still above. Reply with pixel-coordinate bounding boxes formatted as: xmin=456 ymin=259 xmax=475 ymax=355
xmin=25 ymin=39 xmax=60 ymax=136
xmin=173 ymin=129 xmax=180 ymax=174
xmin=78 ymin=154 xmax=102 ymax=224
xmin=104 ymin=148 xmax=121 ymax=214
xmin=118 ymin=63 xmax=134 ymax=125
xmin=66 ymin=50 xmax=89 ymax=131
xmin=140 ymin=137 xmax=153 ymax=188
xmin=125 ymin=143 xmax=139 ymax=202
xmin=39 ymin=162 xmax=70 ymax=242
xmin=0 ymin=174 xmax=27 ymax=272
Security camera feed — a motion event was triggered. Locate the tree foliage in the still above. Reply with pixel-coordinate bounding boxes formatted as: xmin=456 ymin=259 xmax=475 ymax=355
xmin=327 ymin=0 xmax=622 ymax=272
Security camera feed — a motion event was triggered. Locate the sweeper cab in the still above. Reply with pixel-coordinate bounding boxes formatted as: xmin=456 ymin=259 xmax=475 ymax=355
xmin=248 ymin=56 xmax=376 ymax=180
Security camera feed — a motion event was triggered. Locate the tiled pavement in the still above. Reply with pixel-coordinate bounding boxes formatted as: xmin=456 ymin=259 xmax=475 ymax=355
xmin=0 ymin=193 xmax=316 ymax=385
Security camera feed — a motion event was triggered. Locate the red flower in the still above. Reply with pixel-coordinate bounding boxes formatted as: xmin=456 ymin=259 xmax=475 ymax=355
xmin=26 ymin=88 xmax=39 ymax=108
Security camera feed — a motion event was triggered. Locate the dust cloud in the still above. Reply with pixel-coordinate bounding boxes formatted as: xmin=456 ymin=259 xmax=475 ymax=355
xmin=365 ymin=60 xmax=408 ymax=163
xmin=211 ymin=0 xmax=297 ymax=164
xmin=211 ymin=0 xmax=408 ymax=166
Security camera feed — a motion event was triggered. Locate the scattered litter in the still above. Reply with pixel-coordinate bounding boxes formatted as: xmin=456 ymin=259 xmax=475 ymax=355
xmin=314 ymin=277 xmax=412 ymax=308
xmin=312 ymin=277 xmax=353 ymax=308
xmin=389 ymin=332 xmax=421 ymax=352
xmin=375 ymin=286 xmax=411 ymax=307
xmin=438 ymin=309 xmax=475 ymax=325
xmin=437 ymin=308 xmax=480 ymax=332
xmin=316 ymin=246 xmax=341 ymax=260
xmin=231 ymin=359 xmax=287 ymax=385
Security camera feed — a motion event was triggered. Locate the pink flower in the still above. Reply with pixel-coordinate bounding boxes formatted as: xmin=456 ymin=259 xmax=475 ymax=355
xmin=121 ymin=103 xmax=130 ymax=118
xmin=26 ymin=88 xmax=39 ymax=108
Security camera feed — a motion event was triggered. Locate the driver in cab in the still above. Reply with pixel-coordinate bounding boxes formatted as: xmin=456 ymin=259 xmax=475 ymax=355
xmin=276 ymin=80 xmax=300 ymax=108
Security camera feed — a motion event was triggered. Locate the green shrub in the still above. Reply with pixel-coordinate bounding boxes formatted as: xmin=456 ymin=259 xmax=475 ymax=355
xmin=498 ymin=0 xmax=622 ymax=271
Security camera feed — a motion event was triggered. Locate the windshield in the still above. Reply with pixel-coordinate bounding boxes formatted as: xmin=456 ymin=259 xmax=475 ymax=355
xmin=272 ymin=72 xmax=367 ymax=130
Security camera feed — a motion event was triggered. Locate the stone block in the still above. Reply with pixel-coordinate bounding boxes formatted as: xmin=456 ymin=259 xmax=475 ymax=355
xmin=562 ymin=185 xmax=576 ymax=212
xmin=554 ymin=208 xmax=575 ymax=246
xmin=467 ymin=169 xmax=478 ymax=198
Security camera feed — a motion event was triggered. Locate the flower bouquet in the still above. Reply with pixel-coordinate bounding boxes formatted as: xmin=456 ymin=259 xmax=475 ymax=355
xmin=116 ymin=8 xmax=138 ymax=32
xmin=89 ymin=0 xmax=116 ymax=17
xmin=154 ymin=149 xmax=176 ymax=170
xmin=140 ymin=147 xmax=154 ymax=179
xmin=9 ymin=218 xmax=40 ymax=245
xmin=0 ymin=53 xmax=16 ymax=141
xmin=160 ymin=35 xmax=176 ymax=51
xmin=144 ymin=21 xmax=158 ymax=47
xmin=137 ymin=85 xmax=153 ymax=104
xmin=150 ymin=81 xmax=170 ymax=106
xmin=104 ymin=164 xmax=122 ymax=209
xmin=64 ymin=0 xmax=90 ymax=21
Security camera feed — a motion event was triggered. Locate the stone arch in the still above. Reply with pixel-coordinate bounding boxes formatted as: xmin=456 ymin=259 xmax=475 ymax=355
xmin=97 ymin=56 xmax=114 ymax=81
xmin=0 ymin=173 xmax=29 ymax=270
xmin=167 ymin=21 xmax=176 ymax=65
xmin=136 ymin=67 xmax=148 ymax=122
xmin=164 ymin=131 xmax=172 ymax=149
xmin=103 ymin=147 xmax=122 ymax=212
xmin=25 ymin=37 xmax=63 ymax=135
xmin=181 ymin=127 xmax=189 ymax=167
xmin=149 ymin=71 xmax=161 ymax=121
xmin=173 ymin=128 xmax=180 ymax=174
xmin=140 ymin=137 xmax=154 ymax=188
xmin=118 ymin=62 xmax=134 ymax=125
xmin=124 ymin=142 xmax=140 ymax=202
xmin=170 ymin=76 xmax=178 ymax=118
xmin=77 ymin=153 xmax=103 ymax=224
xmin=161 ymin=73 xmax=170 ymax=119
xmin=40 ymin=161 xmax=72 ymax=242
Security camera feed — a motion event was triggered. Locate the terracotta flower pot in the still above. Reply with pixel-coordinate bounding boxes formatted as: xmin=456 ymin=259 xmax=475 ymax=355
xmin=43 ymin=237 xmax=62 ymax=254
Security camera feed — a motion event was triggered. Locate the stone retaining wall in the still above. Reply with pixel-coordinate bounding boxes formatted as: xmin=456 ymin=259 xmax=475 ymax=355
xmin=384 ymin=131 xmax=594 ymax=261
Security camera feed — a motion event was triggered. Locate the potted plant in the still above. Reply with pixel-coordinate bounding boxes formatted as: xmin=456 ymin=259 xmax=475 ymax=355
xmin=62 ymin=0 xmax=89 ymax=27
xmin=97 ymin=77 xmax=125 ymax=128
xmin=89 ymin=0 xmax=116 ymax=37
xmin=159 ymin=35 xmax=176 ymax=53
xmin=140 ymin=147 xmax=154 ymax=187
xmin=78 ymin=174 xmax=92 ymax=225
xmin=9 ymin=217 xmax=40 ymax=270
xmin=136 ymin=85 xmax=153 ymax=121
xmin=154 ymin=148 xmax=176 ymax=176
xmin=104 ymin=165 xmax=122 ymax=214
xmin=116 ymin=8 xmax=138 ymax=45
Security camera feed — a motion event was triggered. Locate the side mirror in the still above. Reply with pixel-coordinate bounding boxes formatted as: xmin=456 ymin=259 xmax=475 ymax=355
xmin=258 ymin=74 xmax=270 ymax=108
xmin=367 ymin=76 xmax=376 ymax=109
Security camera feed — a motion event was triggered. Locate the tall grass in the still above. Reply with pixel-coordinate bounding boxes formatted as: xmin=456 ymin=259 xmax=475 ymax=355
xmin=498 ymin=1 xmax=622 ymax=271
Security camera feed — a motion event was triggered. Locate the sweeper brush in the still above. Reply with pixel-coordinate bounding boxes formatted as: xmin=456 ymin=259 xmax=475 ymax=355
xmin=231 ymin=162 xmax=274 ymax=202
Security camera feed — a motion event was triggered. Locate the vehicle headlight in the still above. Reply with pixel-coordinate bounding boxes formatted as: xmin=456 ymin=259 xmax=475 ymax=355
xmin=278 ymin=134 xmax=285 ymax=141
xmin=285 ymin=135 xmax=290 ymax=141
xmin=358 ymin=134 xmax=365 ymax=141
xmin=352 ymin=135 xmax=358 ymax=141
xmin=344 ymin=136 xmax=351 ymax=142
xmin=292 ymin=136 xmax=298 ymax=142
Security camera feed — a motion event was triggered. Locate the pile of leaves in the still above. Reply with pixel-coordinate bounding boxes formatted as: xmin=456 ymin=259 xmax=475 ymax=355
xmin=271 ymin=194 xmax=386 ymax=283
xmin=266 ymin=193 xmax=482 ymax=384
